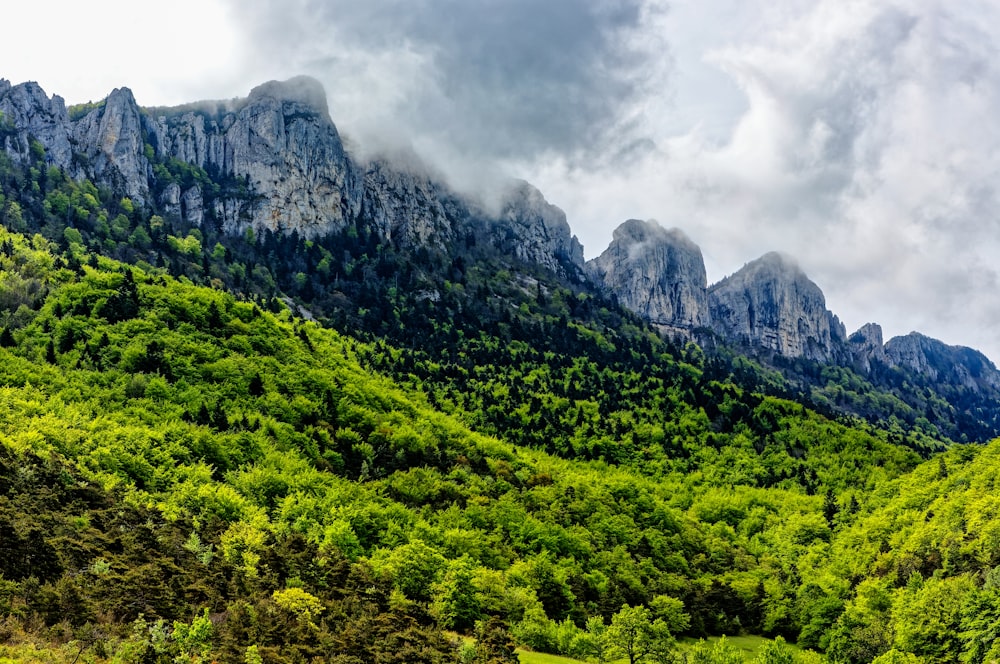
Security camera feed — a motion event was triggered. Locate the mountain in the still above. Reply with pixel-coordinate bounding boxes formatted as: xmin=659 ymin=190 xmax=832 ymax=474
xmin=586 ymin=218 xmax=709 ymax=335
xmin=5 ymin=75 xmax=1000 ymax=445
xmin=1 ymin=76 xmax=584 ymax=277
xmin=585 ymin=219 xmax=1000 ymax=442
xmin=707 ymin=252 xmax=847 ymax=363
xmin=0 ymin=189 xmax=932 ymax=664
xmin=884 ymin=332 xmax=1000 ymax=393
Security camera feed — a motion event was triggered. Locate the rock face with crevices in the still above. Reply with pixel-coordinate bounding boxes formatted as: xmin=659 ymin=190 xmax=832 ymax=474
xmin=708 ymin=252 xmax=847 ymax=362
xmin=145 ymin=76 xmax=362 ymax=236
xmin=492 ymin=180 xmax=586 ymax=278
xmin=587 ymin=219 xmax=709 ymax=334
xmin=884 ymin=332 xmax=1000 ymax=393
xmin=73 ymin=87 xmax=150 ymax=205
xmin=848 ymin=323 xmax=889 ymax=373
xmin=0 ymin=80 xmax=74 ymax=170
xmin=359 ymin=154 xmax=455 ymax=250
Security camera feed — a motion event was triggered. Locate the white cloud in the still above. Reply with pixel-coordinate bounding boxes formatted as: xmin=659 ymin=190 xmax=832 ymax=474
xmin=0 ymin=1 xmax=247 ymax=105
xmin=531 ymin=0 xmax=1000 ymax=362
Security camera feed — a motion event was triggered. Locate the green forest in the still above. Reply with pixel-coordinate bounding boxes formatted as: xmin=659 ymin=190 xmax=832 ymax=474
xmin=1 ymin=129 xmax=1000 ymax=664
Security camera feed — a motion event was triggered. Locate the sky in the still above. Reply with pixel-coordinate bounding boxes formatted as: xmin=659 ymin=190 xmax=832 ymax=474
xmin=4 ymin=0 xmax=1000 ymax=362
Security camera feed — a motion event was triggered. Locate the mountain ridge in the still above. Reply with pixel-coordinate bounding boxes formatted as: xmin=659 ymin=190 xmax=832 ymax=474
xmin=587 ymin=218 xmax=999 ymax=376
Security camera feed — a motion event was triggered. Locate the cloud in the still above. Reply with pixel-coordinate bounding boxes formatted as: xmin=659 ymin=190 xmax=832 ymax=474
xmin=225 ymin=0 xmax=671 ymax=186
xmin=527 ymin=0 xmax=1000 ymax=361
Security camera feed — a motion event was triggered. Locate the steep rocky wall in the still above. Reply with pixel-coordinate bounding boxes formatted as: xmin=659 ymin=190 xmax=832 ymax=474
xmin=145 ymin=76 xmax=362 ymax=236
xmin=707 ymin=252 xmax=847 ymax=362
xmin=587 ymin=219 xmax=709 ymax=334
xmin=0 ymin=76 xmax=581 ymax=275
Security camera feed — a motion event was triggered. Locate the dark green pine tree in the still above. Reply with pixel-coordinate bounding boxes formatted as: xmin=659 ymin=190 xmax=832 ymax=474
xmin=473 ymin=617 xmax=519 ymax=664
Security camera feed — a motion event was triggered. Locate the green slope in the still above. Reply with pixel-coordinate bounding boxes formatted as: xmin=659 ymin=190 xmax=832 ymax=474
xmin=0 ymin=214 xmax=984 ymax=663
xmin=0 ymin=147 xmax=997 ymax=662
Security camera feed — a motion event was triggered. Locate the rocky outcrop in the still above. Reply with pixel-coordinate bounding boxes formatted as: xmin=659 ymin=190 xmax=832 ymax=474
xmin=1 ymin=81 xmax=150 ymax=204
xmin=848 ymin=323 xmax=889 ymax=373
xmin=492 ymin=180 xmax=586 ymax=277
xmin=0 ymin=80 xmax=74 ymax=170
xmin=708 ymin=252 xmax=846 ymax=362
xmin=360 ymin=155 xmax=454 ymax=250
xmin=146 ymin=76 xmax=362 ymax=236
xmin=73 ymin=87 xmax=150 ymax=204
xmin=587 ymin=219 xmax=709 ymax=334
xmin=1 ymin=76 xmax=587 ymax=276
xmin=884 ymin=333 xmax=1000 ymax=393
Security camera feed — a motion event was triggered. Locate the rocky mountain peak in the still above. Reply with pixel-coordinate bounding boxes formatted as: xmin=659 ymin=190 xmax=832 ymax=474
xmin=0 ymin=80 xmax=73 ymax=170
xmin=739 ymin=251 xmax=803 ymax=277
xmin=493 ymin=180 xmax=585 ymax=276
xmin=146 ymin=76 xmax=361 ymax=236
xmin=588 ymin=219 xmax=709 ymax=334
xmin=246 ymin=76 xmax=331 ymax=120
xmin=848 ymin=322 xmax=889 ymax=372
xmin=708 ymin=251 xmax=846 ymax=361
xmin=884 ymin=333 xmax=1000 ymax=392
xmin=73 ymin=87 xmax=149 ymax=204
xmin=360 ymin=156 xmax=454 ymax=250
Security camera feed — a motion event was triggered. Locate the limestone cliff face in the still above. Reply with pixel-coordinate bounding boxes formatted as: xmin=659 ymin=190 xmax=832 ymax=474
xmin=1 ymin=81 xmax=151 ymax=204
xmin=0 ymin=80 xmax=74 ymax=171
xmin=884 ymin=333 xmax=1000 ymax=392
xmin=492 ymin=180 xmax=586 ymax=277
xmin=359 ymin=155 xmax=454 ymax=250
xmin=146 ymin=76 xmax=362 ymax=236
xmin=73 ymin=87 xmax=150 ymax=205
xmin=848 ymin=323 xmax=889 ymax=373
xmin=1 ymin=76 xmax=582 ymax=275
xmin=708 ymin=252 xmax=846 ymax=361
xmin=587 ymin=219 xmax=709 ymax=334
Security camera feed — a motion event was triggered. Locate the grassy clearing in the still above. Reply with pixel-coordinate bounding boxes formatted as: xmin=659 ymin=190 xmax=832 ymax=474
xmin=516 ymin=650 xmax=590 ymax=664
xmin=679 ymin=634 xmax=811 ymax=661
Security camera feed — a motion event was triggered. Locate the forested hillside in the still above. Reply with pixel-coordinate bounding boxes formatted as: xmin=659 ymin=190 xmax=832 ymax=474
xmin=0 ymin=192 xmax=993 ymax=663
xmin=2 ymin=81 xmax=1000 ymax=663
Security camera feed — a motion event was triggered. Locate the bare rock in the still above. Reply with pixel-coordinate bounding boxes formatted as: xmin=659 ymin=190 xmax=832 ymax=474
xmin=848 ymin=323 xmax=888 ymax=373
xmin=360 ymin=155 xmax=454 ymax=250
xmin=884 ymin=333 xmax=1000 ymax=392
xmin=708 ymin=252 xmax=846 ymax=361
xmin=72 ymin=87 xmax=150 ymax=204
xmin=492 ymin=180 xmax=585 ymax=277
xmin=181 ymin=186 xmax=204 ymax=226
xmin=587 ymin=219 xmax=709 ymax=335
xmin=0 ymin=80 xmax=74 ymax=169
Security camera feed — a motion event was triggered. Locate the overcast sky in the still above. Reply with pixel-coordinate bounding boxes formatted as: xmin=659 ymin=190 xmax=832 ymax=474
xmin=5 ymin=0 xmax=1000 ymax=362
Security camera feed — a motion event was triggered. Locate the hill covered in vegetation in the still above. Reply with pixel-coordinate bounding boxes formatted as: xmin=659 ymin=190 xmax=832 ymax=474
xmin=0 ymin=199 xmax=995 ymax=663
xmin=2 ymin=78 xmax=1000 ymax=663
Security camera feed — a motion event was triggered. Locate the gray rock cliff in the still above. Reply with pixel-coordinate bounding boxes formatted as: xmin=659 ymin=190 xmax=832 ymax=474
xmin=884 ymin=332 xmax=1000 ymax=392
xmin=360 ymin=154 xmax=454 ymax=250
xmin=0 ymin=80 xmax=74 ymax=170
xmin=708 ymin=252 xmax=846 ymax=361
xmin=587 ymin=219 xmax=709 ymax=334
xmin=72 ymin=87 xmax=150 ymax=205
xmin=0 ymin=76 xmax=585 ymax=277
xmin=848 ymin=323 xmax=889 ymax=373
xmin=146 ymin=76 xmax=362 ymax=236
xmin=492 ymin=180 xmax=586 ymax=277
